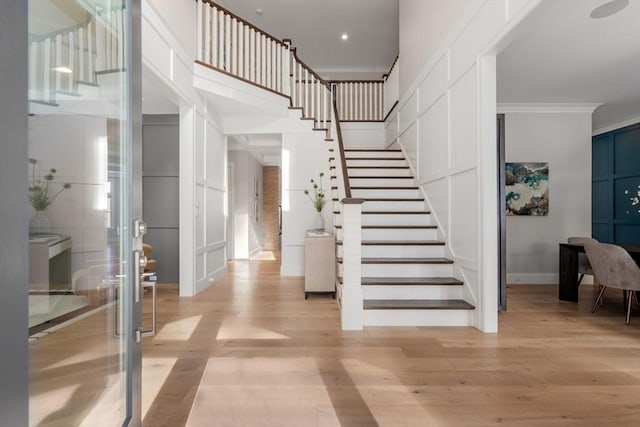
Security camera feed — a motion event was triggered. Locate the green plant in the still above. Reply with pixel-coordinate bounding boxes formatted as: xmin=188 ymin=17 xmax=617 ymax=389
xmin=28 ymin=158 xmax=71 ymax=211
xmin=304 ymin=172 xmax=326 ymax=213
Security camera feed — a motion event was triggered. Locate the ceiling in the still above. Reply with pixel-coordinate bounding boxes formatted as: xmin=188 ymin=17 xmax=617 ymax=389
xmin=219 ymin=0 xmax=399 ymax=75
xmin=497 ymin=0 xmax=640 ymax=132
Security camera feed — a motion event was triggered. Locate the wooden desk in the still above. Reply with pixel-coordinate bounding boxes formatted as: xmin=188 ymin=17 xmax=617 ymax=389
xmin=558 ymin=243 xmax=640 ymax=302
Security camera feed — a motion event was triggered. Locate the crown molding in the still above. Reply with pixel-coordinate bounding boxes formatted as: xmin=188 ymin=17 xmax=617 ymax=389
xmin=497 ymin=103 xmax=602 ymax=114
xmin=592 ymin=114 xmax=640 ymax=136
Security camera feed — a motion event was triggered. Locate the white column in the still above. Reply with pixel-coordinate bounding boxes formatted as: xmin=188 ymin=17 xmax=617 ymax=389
xmin=341 ymin=200 xmax=364 ymax=330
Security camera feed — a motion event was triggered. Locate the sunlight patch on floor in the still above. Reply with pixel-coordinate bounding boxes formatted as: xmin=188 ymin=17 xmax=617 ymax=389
xmin=155 ymin=315 xmax=203 ymax=341
xmin=30 ymin=384 xmax=80 ymax=426
xmin=342 ymin=358 xmax=441 ymax=426
xmin=216 ymin=323 xmax=291 ymax=340
xmin=142 ymin=357 xmax=178 ymax=420
xmin=186 ymin=357 xmax=338 ymax=427
xmin=250 ymin=251 xmax=277 ymax=260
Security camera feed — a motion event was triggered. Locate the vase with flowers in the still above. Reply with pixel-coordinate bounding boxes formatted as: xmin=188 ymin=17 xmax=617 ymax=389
xmin=304 ymin=172 xmax=326 ymax=230
xmin=28 ymin=158 xmax=71 ymax=234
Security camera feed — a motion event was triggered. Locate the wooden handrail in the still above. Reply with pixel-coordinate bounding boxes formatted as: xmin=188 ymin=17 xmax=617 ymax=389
xmin=200 ymin=0 xmax=286 ymax=46
xmin=291 ymin=47 xmax=329 ymax=88
xmin=332 ymin=86 xmax=351 ymax=198
xmin=382 ymin=54 xmax=399 ymax=81
xmin=327 ymin=79 xmax=384 ymax=84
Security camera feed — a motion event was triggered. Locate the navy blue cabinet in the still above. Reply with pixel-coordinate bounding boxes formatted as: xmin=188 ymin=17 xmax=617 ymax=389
xmin=592 ymin=123 xmax=640 ymax=243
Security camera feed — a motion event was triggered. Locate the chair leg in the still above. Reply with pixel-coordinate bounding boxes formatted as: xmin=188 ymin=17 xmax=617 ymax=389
xmin=626 ymin=290 xmax=634 ymax=325
xmin=592 ymin=286 xmax=607 ymax=313
xmin=577 ymin=274 xmax=584 ymax=285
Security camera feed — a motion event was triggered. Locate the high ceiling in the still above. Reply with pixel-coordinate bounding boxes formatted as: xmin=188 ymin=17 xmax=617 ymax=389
xmin=497 ymin=0 xmax=640 ymax=132
xmin=219 ymin=0 xmax=399 ymax=75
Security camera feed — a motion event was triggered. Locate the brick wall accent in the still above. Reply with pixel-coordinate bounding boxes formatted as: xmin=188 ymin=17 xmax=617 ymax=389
xmin=262 ymin=166 xmax=281 ymax=251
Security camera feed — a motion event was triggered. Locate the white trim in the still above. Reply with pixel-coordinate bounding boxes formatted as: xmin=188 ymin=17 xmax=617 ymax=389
xmin=314 ymin=67 xmax=388 ymax=75
xmin=507 ymin=273 xmax=594 ymax=285
xmin=248 ymin=247 xmax=262 ymax=258
xmin=497 ymin=103 xmax=602 ymax=114
xmin=593 ymin=115 xmax=640 ymax=136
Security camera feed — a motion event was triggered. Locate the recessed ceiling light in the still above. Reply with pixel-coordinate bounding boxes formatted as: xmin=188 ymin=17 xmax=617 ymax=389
xmin=256 ymin=8 xmax=263 ymax=15
xmin=341 ymin=33 xmax=348 ymax=41
xmin=53 ymin=66 xmax=72 ymax=74
xmin=590 ymin=0 xmax=629 ymax=19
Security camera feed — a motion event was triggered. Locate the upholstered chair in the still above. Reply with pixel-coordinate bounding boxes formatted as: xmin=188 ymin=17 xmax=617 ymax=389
xmin=567 ymin=236 xmax=597 ymax=284
xmin=583 ymin=241 xmax=640 ymax=325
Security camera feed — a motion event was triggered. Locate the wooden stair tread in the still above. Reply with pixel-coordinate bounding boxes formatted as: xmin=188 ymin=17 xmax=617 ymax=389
xmin=362 ymin=211 xmax=430 ymax=215
xmin=361 ymin=277 xmax=464 ymax=286
xmin=336 ymin=240 xmax=444 ymax=246
xmin=348 ymin=166 xmax=410 ymax=169
xmin=362 ymin=198 xmax=424 ymax=201
xmin=346 ymin=157 xmax=406 ymax=160
xmin=345 ymin=149 xmax=402 ymax=152
xmin=363 ymin=299 xmax=475 ymax=310
xmin=350 ymin=176 xmax=414 ymax=179
xmin=337 ymin=257 xmax=453 ymax=264
xmin=334 ymin=225 xmax=437 ymax=229
xmin=351 ymin=186 xmax=419 ymax=190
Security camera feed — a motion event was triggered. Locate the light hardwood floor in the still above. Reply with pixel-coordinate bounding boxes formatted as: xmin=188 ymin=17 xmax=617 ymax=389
xmin=31 ymin=254 xmax=640 ymax=426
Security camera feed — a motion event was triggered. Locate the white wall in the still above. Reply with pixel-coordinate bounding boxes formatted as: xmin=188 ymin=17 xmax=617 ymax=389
xmin=398 ymin=0 xmax=468 ymax=98
xmin=281 ymin=113 xmax=334 ymax=276
xmin=143 ymin=0 xmax=228 ymax=296
xmin=28 ymin=115 xmax=109 ymax=290
xmin=341 ymin=122 xmax=386 ymax=149
xmin=147 ymin=0 xmax=196 ymax=59
xmin=504 ymin=111 xmax=592 ymax=284
xmin=229 ymin=150 xmax=264 ymax=259
xmin=389 ymin=0 xmax=541 ymax=332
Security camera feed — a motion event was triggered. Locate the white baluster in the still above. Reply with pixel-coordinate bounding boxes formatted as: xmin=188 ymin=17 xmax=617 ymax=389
xmin=238 ymin=23 xmax=244 ymax=78
xmin=112 ymin=10 xmax=117 ymax=69
xmin=245 ymin=26 xmax=250 ymax=78
xmin=211 ymin=7 xmax=217 ymax=66
xmin=78 ymin=27 xmax=85 ymax=82
xmin=297 ymin=62 xmax=302 ymax=108
xmin=118 ymin=9 xmax=124 ymax=69
xmin=87 ymin=20 xmax=94 ymax=79
xmin=197 ymin=0 xmax=203 ymax=61
xmin=68 ymin=30 xmax=74 ymax=91
xmin=249 ymin=28 xmax=255 ymax=81
xmin=304 ymin=69 xmax=309 ymax=116
xmin=261 ymin=35 xmax=267 ymax=87
xmin=43 ymin=38 xmax=51 ymax=102
xmin=55 ymin=34 xmax=62 ymax=92
xmin=373 ymin=82 xmax=378 ymax=120
xmin=218 ymin=11 xmax=224 ymax=68
xmin=224 ymin=14 xmax=231 ymax=71
xmin=203 ymin=3 xmax=210 ymax=63
xmin=323 ymin=86 xmax=327 ymax=128
xmin=231 ymin=18 xmax=237 ymax=74
xmin=310 ymin=77 xmax=315 ymax=120
xmin=29 ymin=42 xmax=37 ymax=100
xmin=276 ymin=44 xmax=282 ymax=93
xmin=266 ymin=39 xmax=271 ymax=89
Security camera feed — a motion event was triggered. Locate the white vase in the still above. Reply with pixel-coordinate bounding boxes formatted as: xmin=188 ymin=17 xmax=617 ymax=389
xmin=314 ymin=212 xmax=325 ymax=231
xmin=30 ymin=210 xmax=50 ymax=235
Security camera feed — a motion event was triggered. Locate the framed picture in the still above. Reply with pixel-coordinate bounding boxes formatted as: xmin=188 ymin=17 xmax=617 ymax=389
xmin=506 ymin=162 xmax=549 ymax=216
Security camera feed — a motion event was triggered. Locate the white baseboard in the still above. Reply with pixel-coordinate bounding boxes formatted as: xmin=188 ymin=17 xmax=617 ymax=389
xmin=507 ymin=273 xmax=594 ymax=285
xmin=195 ymin=264 xmax=228 ymax=294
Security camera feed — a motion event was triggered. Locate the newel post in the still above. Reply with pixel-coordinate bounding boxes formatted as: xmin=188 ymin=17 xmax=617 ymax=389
xmin=340 ymin=198 xmax=365 ymax=330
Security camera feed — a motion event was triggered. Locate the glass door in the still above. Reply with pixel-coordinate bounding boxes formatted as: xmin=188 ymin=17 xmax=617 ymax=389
xmin=27 ymin=0 xmax=142 ymax=425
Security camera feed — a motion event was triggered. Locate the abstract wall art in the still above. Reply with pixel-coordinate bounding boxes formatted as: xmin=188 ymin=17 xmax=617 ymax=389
xmin=506 ymin=162 xmax=549 ymax=216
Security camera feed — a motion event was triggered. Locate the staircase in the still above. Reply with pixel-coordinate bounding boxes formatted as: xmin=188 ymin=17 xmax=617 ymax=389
xmin=332 ymin=147 xmax=475 ymax=326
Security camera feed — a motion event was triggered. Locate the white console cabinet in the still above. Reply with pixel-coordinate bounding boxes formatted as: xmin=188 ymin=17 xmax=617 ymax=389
xmin=304 ymin=233 xmax=336 ymax=299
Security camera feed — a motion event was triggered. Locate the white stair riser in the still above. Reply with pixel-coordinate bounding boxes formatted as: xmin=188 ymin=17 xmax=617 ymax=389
xmin=350 ymin=178 xmax=416 ymax=187
xmin=352 ymin=188 xmax=420 ymax=198
xmin=337 ymin=245 xmax=444 ymax=258
xmin=339 ymin=263 xmax=453 ymax=277
xmin=362 ymin=214 xmax=431 ymax=226
xmin=349 ymin=168 xmax=412 ymax=176
xmin=344 ymin=151 xmax=404 ymax=159
xmin=363 ymin=309 xmax=472 ymax=327
xmin=336 ymin=228 xmax=438 ymax=240
xmin=362 ymin=201 xmax=425 ymax=211
xmin=362 ymin=285 xmax=463 ymax=300
xmin=346 ymin=159 xmax=407 ymax=167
